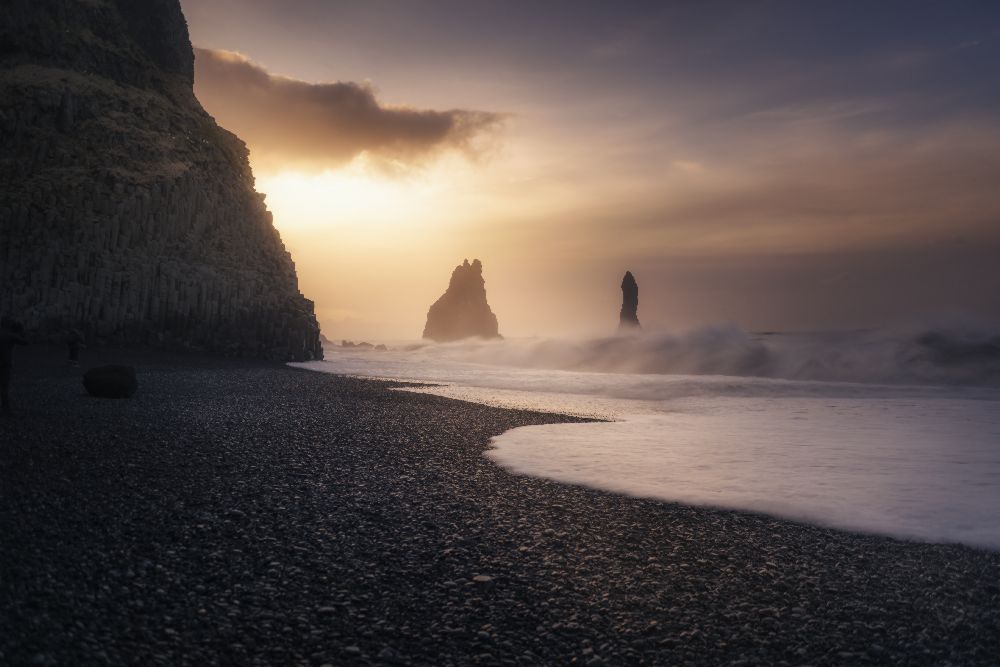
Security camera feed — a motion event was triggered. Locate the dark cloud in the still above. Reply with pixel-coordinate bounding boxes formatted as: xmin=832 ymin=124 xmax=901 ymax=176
xmin=193 ymin=48 xmax=503 ymax=170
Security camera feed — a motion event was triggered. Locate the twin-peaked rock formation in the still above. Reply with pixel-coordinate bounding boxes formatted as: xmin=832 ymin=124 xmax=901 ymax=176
xmin=423 ymin=259 xmax=500 ymax=342
xmin=0 ymin=0 xmax=322 ymax=360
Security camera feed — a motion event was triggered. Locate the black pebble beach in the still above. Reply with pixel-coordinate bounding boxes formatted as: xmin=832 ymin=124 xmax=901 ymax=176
xmin=2 ymin=348 xmax=999 ymax=665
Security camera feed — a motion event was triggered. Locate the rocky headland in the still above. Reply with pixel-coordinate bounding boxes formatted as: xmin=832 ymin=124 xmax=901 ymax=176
xmin=0 ymin=0 xmax=322 ymax=361
xmin=423 ymin=259 xmax=501 ymax=342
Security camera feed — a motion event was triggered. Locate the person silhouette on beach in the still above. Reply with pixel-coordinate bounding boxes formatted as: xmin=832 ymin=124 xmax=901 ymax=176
xmin=67 ymin=328 xmax=85 ymax=367
xmin=1 ymin=316 xmax=29 ymax=416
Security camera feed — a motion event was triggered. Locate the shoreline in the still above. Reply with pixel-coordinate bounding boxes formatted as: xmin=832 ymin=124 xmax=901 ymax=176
xmin=300 ymin=356 xmax=1000 ymax=553
xmin=3 ymin=347 xmax=999 ymax=664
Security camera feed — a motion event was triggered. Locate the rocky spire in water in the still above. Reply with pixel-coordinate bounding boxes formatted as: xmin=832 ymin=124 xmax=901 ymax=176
xmin=422 ymin=259 xmax=501 ymax=342
xmin=619 ymin=270 xmax=640 ymax=330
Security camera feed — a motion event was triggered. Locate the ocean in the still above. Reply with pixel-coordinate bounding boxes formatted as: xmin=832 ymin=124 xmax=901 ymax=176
xmin=293 ymin=327 xmax=1000 ymax=550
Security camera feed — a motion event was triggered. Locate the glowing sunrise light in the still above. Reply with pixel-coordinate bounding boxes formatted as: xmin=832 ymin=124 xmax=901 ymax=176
xmin=256 ymin=162 xmax=451 ymax=232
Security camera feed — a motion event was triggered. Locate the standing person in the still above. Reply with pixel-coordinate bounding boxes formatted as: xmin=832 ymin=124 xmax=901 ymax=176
xmin=67 ymin=328 xmax=85 ymax=367
xmin=0 ymin=316 xmax=29 ymax=416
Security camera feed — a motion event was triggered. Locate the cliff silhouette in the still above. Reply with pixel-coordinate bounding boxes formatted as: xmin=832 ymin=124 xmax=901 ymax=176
xmin=423 ymin=259 xmax=500 ymax=342
xmin=0 ymin=0 xmax=322 ymax=361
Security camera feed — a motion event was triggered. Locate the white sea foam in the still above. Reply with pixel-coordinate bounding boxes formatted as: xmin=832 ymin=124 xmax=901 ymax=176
xmin=293 ymin=328 xmax=1000 ymax=550
xmin=488 ymin=400 xmax=1000 ymax=549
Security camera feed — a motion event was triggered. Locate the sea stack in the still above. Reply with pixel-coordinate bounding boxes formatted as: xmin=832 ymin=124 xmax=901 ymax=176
xmin=423 ymin=259 xmax=501 ymax=342
xmin=619 ymin=271 xmax=641 ymax=330
xmin=0 ymin=0 xmax=322 ymax=361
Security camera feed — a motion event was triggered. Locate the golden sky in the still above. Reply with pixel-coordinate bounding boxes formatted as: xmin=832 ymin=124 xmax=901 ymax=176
xmin=182 ymin=0 xmax=1000 ymax=340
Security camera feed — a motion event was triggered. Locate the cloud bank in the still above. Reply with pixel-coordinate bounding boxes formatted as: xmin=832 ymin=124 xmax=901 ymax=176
xmin=193 ymin=48 xmax=503 ymax=171
xmin=649 ymin=125 xmax=1000 ymax=253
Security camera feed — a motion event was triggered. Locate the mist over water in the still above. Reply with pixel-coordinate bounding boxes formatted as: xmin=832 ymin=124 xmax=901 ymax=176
xmin=294 ymin=326 xmax=1000 ymax=550
xmin=399 ymin=325 xmax=1000 ymax=387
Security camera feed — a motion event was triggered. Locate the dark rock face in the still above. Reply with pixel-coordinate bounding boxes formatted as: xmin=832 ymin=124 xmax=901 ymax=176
xmin=423 ymin=259 xmax=500 ymax=342
xmin=619 ymin=271 xmax=640 ymax=330
xmin=83 ymin=365 xmax=138 ymax=398
xmin=0 ymin=0 xmax=322 ymax=361
xmin=115 ymin=0 xmax=195 ymax=83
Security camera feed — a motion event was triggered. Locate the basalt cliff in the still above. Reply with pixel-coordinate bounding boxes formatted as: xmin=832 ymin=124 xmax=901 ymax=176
xmin=423 ymin=259 xmax=500 ymax=342
xmin=0 ymin=0 xmax=322 ymax=360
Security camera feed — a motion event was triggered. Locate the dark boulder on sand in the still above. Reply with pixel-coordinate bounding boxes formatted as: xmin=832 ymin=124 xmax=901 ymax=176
xmin=619 ymin=270 xmax=641 ymax=330
xmin=423 ymin=259 xmax=501 ymax=342
xmin=83 ymin=365 xmax=138 ymax=398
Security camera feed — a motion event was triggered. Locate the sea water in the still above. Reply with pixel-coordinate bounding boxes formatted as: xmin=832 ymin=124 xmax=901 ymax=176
xmin=292 ymin=328 xmax=1000 ymax=550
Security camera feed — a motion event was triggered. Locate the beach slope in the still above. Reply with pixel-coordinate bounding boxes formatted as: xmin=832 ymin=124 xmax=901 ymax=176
xmin=2 ymin=348 xmax=998 ymax=664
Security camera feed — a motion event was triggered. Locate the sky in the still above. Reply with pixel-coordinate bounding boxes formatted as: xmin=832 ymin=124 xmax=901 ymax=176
xmin=180 ymin=0 xmax=1000 ymax=340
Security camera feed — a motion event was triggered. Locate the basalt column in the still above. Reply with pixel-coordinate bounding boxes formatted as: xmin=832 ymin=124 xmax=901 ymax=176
xmin=619 ymin=270 xmax=640 ymax=330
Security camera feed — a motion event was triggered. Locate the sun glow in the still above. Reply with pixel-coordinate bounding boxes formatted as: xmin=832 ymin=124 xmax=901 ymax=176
xmin=255 ymin=161 xmax=452 ymax=232
xmin=250 ymin=155 xmax=515 ymax=340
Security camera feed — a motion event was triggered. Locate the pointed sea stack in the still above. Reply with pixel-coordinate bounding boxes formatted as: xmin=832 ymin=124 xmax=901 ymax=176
xmin=619 ymin=271 xmax=641 ymax=330
xmin=0 ymin=0 xmax=322 ymax=361
xmin=423 ymin=259 xmax=501 ymax=342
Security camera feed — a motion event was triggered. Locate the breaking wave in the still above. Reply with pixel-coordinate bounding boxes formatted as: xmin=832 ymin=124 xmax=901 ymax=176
xmin=401 ymin=325 xmax=1000 ymax=386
